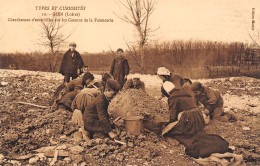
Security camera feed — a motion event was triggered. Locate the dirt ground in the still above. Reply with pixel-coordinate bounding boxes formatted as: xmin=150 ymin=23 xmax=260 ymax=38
xmin=0 ymin=70 xmax=259 ymax=165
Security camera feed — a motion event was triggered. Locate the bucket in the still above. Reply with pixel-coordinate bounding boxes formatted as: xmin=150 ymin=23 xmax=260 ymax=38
xmin=124 ymin=116 xmax=143 ymax=136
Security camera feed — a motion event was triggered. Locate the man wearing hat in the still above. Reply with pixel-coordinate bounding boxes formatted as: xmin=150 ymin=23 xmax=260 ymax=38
xmin=83 ymin=79 xmax=121 ymax=139
xmin=59 ymin=42 xmax=85 ymax=83
xmin=110 ymin=48 xmax=130 ymax=89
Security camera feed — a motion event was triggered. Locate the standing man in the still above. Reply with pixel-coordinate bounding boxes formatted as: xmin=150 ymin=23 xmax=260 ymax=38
xmin=110 ymin=48 xmax=130 ymax=89
xmin=59 ymin=42 xmax=85 ymax=83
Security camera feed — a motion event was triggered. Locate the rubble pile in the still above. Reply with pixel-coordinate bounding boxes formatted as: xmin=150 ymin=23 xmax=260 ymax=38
xmin=108 ymin=89 xmax=169 ymax=122
xmin=0 ymin=70 xmax=260 ymax=165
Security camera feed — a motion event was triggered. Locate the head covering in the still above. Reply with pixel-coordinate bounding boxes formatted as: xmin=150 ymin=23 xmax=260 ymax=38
xmin=184 ymin=78 xmax=192 ymax=85
xmin=191 ymin=82 xmax=203 ymax=91
xmin=116 ymin=48 xmax=124 ymax=53
xmin=157 ymin=67 xmax=171 ymax=76
xmin=162 ymin=81 xmax=175 ymax=96
xmin=102 ymin=73 xmax=113 ymax=82
xmin=82 ymin=72 xmax=94 ymax=83
xmin=69 ymin=42 xmax=77 ymax=47
xmin=105 ymin=79 xmax=121 ymax=92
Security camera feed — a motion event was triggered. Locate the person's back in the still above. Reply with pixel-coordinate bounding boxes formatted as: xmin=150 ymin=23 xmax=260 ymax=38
xmin=66 ymin=77 xmax=84 ymax=92
xmin=170 ymin=74 xmax=185 ymax=89
xmin=168 ymin=88 xmax=197 ymax=122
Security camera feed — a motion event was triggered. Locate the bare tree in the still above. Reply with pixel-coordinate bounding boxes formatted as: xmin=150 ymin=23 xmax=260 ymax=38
xmin=38 ymin=16 xmax=75 ymax=71
xmin=115 ymin=0 xmax=157 ymax=71
xmin=249 ymin=31 xmax=260 ymax=48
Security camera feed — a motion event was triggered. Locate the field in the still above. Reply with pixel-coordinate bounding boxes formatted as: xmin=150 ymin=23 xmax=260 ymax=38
xmin=0 ymin=69 xmax=259 ymax=165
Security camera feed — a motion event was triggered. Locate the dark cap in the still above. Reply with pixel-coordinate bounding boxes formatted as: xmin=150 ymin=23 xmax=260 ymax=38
xmin=116 ymin=48 xmax=123 ymax=53
xmin=69 ymin=42 xmax=77 ymax=47
xmin=105 ymin=79 xmax=121 ymax=92
xmin=191 ymin=82 xmax=203 ymax=91
xmin=83 ymin=72 xmax=94 ymax=83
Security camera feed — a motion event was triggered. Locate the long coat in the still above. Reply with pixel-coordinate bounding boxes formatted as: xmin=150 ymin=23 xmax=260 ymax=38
xmin=110 ymin=56 xmax=129 ymax=88
xmin=83 ymin=94 xmax=112 ymax=133
xmin=59 ymin=50 xmax=85 ymax=75
xmin=166 ymin=89 xmax=205 ymax=140
xmin=168 ymin=89 xmax=198 ymax=122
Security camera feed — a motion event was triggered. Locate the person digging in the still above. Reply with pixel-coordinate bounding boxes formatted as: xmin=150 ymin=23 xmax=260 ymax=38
xmin=190 ymin=82 xmax=237 ymax=122
xmin=82 ymin=79 xmax=121 ymax=139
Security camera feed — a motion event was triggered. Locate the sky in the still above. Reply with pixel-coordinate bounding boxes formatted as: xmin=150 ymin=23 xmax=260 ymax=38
xmin=0 ymin=0 xmax=260 ymax=53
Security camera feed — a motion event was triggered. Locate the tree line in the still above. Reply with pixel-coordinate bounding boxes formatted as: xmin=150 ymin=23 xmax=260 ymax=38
xmin=0 ymin=40 xmax=259 ymax=78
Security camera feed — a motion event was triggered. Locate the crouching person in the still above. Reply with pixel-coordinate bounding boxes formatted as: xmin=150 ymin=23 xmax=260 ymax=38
xmin=58 ymin=72 xmax=102 ymax=111
xmin=83 ymin=79 xmax=121 ymax=139
xmin=162 ymin=81 xmax=206 ymax=144
xmin=122 ymin=77 xmax=145 ymax=92
xmin=191 ymin=82 xmax=237 ymax=122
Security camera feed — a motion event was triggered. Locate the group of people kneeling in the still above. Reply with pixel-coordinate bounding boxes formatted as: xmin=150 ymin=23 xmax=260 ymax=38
xmin=157 ymin=67 xmax=243 ymax=165
xmin=52 ymin=65 xmax=244 ymax=165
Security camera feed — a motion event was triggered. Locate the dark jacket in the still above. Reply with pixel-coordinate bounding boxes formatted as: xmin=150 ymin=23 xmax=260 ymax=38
xmin=66 ymin=78 xmax=85 ymax=92
xmin=59 ymin=50 xmax=85 ymax=75
xmin=59 ymin=78 xmax=102 ymax=110
xmin=110 ymin=56 xmax=129 ymax=88
xmin=198 ymin=87 xmax=223 ymax=112
xmin=166 ymin=89 xmax=205 ymax=139
xmin=168 ymin=89 xmax=197 ymax=122
xmin=169 ymin=74 xmax=185 ymax=89
xmin=83 ymin=94 xmax=112 ymax=133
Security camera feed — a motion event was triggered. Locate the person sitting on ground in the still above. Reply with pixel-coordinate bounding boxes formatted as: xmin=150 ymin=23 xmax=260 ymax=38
xmin=57 ymin=72 xmax=103 ymax=111
xmin=157 ymin=67 xmax=185 ymax=89
xmin=83 ymin=79 xmax=121 ymax=139
xmin=122 ymin=77 xmax=145 ymax=92
xmin=190 ymin=82 xmax=237 ymax=122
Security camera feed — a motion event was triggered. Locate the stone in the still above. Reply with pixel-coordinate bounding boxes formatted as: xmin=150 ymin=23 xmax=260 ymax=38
xmin=127 ymin=142 xmax=134 ymax=147
xmin=46 ymin=129 xmax=55 ymax=135
xmin=70 ymin=145 xmax=84 ymax=154
xmin=64 ymin=157 xmax=71 ymax=162
xmin=120 ymin=131 xmax=127 ymax=138
xmin=73 ymin=131 xmax=83 ymax=141
xmin=116 ymin=153 xmax=125 ymax=161
xmin=29 ymin=156 xmax=39 ymax=164
xmin=9 ymin=160 xmax=21 ymax=166
xmin=242 ymin=127 xmax=251 ymax=131
xmin=4 ymin=133 xmax=19 ymax=143
xmin=0 ymin=154 xmax=4 ymax=164
xmin=80 ymin=162 xmax=87 ymax=166
xmin=0 ymin=81 xmax=8 ymax=87
xmin=94 ymin=138 xmax=103 ymax=144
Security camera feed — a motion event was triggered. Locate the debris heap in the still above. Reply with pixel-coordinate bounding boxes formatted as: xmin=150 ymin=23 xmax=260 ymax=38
xmin=108 ymin=89 xmax=169 ymax=133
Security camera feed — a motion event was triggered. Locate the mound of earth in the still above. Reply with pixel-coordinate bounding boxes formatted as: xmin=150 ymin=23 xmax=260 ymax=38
xmin=108 ymin=89 xmax=169 ymax=133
